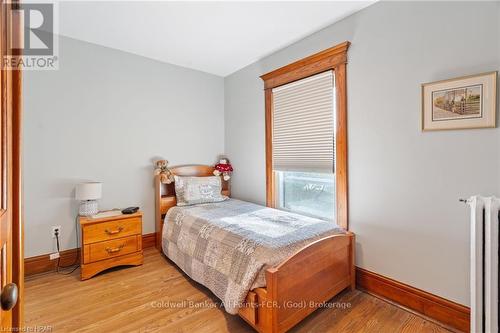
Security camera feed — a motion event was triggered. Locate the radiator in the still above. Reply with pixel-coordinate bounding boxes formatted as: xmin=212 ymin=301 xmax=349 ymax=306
xmin=469 ymin=196 xmax=499 ymax=333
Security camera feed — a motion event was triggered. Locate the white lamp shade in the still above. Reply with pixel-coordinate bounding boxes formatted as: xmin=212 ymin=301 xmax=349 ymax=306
xmin=76 ymin=182 xmax=102 ymax=201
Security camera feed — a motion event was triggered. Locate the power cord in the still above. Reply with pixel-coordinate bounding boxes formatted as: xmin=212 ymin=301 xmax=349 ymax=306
xmin=55 ymin=215 xmax=80 ymax=275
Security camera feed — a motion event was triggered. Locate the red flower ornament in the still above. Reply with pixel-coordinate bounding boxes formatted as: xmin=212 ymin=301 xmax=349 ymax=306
xmin=213 ymin=159 xmax=233 ymax=181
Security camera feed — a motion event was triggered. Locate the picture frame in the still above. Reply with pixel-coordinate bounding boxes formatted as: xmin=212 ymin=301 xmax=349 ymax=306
xmin=421 ymin=71 xmax=497 ymax=131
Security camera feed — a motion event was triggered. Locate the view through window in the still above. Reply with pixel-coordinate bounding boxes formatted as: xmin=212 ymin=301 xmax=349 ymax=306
xmin=276 ymin=171 xmax=335 ymax=221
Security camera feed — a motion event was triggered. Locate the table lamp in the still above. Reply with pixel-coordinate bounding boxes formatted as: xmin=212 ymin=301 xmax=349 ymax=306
xmin=76 ymin=182 xmax=102 ymax=216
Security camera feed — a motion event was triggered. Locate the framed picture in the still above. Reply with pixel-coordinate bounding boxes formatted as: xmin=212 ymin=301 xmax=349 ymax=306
xmin=422 ymin=71 xmax=497 ymax=131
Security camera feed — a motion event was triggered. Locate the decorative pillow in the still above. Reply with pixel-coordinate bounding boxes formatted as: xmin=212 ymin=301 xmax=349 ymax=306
xmin=174 ymin=176 xmax=228 ymax=206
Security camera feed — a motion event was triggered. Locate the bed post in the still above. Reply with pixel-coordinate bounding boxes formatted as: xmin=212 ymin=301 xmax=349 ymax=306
xmin=154 ymin=174 xmax=162 ymax=251
xmin=265 ymin=268 xmax=279 ymax=333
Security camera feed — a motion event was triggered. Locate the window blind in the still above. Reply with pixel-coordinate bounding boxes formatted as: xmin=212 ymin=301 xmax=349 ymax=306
xmin=272 ymin=70 xmax=334 ymax=173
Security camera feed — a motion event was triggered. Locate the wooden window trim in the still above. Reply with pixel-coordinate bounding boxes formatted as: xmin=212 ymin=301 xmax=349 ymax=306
xmin=260 ymin=41 xmax=350 ymax=230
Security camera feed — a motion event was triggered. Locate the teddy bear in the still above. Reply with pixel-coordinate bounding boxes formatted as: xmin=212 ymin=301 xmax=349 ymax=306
xmin=154 ymin=160 xmax=175 ymax=184
xmin=213 ymin=158 xmax=233 ymax=181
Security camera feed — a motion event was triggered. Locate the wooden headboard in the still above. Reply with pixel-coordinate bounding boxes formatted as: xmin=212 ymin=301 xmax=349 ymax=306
xmin=154 ymin=164 xmax=231 ymax=251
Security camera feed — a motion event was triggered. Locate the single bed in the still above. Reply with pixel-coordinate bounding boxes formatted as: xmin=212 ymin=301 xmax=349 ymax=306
xmin=155 ymin=164 xmax=355 ymax=333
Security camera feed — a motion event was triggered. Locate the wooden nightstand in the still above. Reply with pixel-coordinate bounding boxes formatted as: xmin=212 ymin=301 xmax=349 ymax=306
xmin=79 ymin=212 xmax=143 ymax=280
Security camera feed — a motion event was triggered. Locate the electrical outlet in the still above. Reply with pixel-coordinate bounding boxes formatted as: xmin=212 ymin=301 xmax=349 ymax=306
xmin=51 ymin=225 xmax=61 ymax=238
xmin=49 ymin=252 xmax=60 ymax=260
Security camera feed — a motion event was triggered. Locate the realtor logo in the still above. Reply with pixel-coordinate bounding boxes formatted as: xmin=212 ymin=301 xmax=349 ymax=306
xmin=3 ymin=1 xmax=58 ymax=70
xmin=16 ymin=3 xmax=53 ymax=55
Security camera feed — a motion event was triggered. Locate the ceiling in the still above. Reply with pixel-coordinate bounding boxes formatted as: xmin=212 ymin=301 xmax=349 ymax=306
xmin=57 ymin=1 xmax=374 ymax=77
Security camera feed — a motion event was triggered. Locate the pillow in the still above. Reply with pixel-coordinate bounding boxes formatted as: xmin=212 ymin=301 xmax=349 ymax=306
xmin=174 ymin=175 xmax=228 ymax=206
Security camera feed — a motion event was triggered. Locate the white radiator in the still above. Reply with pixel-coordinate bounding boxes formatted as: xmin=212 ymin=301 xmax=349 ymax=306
xmin=468 ymin=196 xmax=499 ymax=333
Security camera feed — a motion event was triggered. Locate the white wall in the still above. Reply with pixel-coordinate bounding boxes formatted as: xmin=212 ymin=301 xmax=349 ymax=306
xmin=24 ymin=36 xmax=224 ymax=257
xmin=225 ymin=1 xmax=500 ymax=306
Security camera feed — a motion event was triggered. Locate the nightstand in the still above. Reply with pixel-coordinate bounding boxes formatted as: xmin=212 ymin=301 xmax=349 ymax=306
xmin=79 ymin=211 xmax=143 ymax=280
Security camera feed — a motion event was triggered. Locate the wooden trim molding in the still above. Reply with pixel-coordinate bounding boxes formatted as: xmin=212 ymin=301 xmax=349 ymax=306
xmin=25 ymin=248 xmax=79 ymax=276
xmin=264 ymin=89 xmax=274 ymax=207
xmin=356 ymin=267 xmax=470 ymax=332
xmin=261 ymin=41 xmax=350 ymax=229
xmin=142 ymin=233 xmax=156 ymax=249
xmin=334 ymin=62 xmax=348 ymax=229
xmin=260 ymin=41 xmax=350 ymax=89
xmin=25 ymin=233 xmax=157 ymax=276
xmin=11 ymin=36 xmax=24 ymax=330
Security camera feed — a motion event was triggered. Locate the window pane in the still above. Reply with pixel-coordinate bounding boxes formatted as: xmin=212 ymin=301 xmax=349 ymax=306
xmin=277 ymin=171 xmax=335 ymax=221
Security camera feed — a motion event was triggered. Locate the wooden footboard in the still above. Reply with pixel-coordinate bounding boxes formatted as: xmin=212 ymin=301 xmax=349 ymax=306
xmin=239 ymin=232 xmax=355 ymax=333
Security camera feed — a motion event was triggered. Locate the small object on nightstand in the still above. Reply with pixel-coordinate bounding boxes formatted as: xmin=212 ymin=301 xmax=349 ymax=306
xmin=79 ymin=211 xmax=143 ymax=280
xmin=121 ymin=206 xmax=139 ymax=214
xmin=89 ymin=209 xmax=122 ymax=219
xmin=76 ymin=182 xmax=102 ymax=216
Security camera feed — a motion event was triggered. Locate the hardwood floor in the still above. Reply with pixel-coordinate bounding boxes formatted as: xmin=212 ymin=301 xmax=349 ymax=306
xmin=25 ymin=248 xmax=453 ymax=333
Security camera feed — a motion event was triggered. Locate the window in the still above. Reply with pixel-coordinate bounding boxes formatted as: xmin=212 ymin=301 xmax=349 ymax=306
xmin=272 ymin=70 xmax=335 ymax=221
xmin=261 ymin=42 xmax=349 ymax=228
xmin=276 ymin=171 xmax=334 ymax=221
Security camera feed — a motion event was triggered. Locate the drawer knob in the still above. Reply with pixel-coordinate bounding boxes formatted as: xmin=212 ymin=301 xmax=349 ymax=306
xmin=105 ymin=244 xmax=125 ymax=254
xmin=105 ymin=226 xmax=123 ymax=235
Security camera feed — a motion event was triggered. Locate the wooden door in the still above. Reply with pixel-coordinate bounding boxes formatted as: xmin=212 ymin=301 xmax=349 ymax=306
xmin=0 ymin=0 xmax=23 ymax=330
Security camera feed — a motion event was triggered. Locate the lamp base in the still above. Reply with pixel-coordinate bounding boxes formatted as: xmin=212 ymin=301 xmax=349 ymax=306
xmin=79 ymin=200 xmax=98 ymax=216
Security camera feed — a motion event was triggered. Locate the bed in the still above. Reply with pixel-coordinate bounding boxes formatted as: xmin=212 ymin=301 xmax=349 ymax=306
xmin=154 ymin=164 xmax=355 ymax=333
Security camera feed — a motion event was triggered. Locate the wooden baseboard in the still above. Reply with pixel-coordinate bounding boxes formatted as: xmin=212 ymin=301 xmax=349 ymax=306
xmin=25 ymin=248 xmax=79 ymax=276
xmin=356 ymin=267 xmax=470 ymax=332
xmin=25 ymin=233 xmax=157 ymax=276
xmin=142 ymin=233 xmax=156 ymax=249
